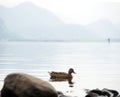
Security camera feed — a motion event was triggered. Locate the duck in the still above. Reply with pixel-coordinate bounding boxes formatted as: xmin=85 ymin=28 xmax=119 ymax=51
xmin=48 ymin=68 xmax=75 ymax=79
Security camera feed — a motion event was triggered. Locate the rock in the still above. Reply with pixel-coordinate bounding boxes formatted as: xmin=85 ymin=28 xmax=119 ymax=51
xmin=85 ymin=88 xmax=120 ymax=97
xmin=103 ymin=88 xmax=119 ymax=97
xmin=1 ymin=73 xmax=58 ymax=97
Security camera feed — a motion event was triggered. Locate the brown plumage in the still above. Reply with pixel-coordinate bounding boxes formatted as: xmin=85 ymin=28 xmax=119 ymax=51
xmin=49 ymin=68 xmax=75 ymax=79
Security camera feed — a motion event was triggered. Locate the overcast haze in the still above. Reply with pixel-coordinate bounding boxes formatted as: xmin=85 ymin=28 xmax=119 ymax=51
xmin=0 ymin=0 xmax=120 ymax=25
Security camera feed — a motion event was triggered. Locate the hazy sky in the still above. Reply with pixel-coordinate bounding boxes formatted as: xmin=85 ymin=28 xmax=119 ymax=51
xmin=0 ymin=0 xmax=120 ymax=25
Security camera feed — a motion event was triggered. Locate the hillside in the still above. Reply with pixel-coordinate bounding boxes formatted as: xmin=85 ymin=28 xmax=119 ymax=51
xmin=0 ymin=2 xmax=120 ymax=42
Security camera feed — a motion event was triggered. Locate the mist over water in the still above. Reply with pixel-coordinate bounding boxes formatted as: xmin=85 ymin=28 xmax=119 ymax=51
xmin=0 ymin=41 xmax=120 ymax=97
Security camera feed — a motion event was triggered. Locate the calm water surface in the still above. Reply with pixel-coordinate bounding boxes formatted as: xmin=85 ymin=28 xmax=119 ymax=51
xmin=0 ymin=42 xmax=120 ymax=97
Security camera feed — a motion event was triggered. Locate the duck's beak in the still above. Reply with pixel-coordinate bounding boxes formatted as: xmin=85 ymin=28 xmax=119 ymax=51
xmin=73 ymin=71 xmax=76 ymax=74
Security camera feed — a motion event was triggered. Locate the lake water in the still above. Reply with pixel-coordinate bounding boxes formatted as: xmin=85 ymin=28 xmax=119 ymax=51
xmin=0 ymin=41 xmax=120 ymax=97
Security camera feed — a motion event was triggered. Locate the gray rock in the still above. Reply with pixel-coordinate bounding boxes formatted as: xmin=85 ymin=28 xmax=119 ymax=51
xmin=85 ymin=88 xmax=120 ymax=97
xmin=1 ymin=73 xmax=58 ymax=97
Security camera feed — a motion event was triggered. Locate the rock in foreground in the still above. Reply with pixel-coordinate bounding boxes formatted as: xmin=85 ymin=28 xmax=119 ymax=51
xmin=85 ymin=88 xmax=120 ymax=97
xmin=1 ymin=73 xmax=58 ymax=97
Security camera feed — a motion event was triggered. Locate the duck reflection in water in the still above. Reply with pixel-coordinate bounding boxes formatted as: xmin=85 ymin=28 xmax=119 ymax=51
xmin=48 ymin=68 xmax=75 ymax=87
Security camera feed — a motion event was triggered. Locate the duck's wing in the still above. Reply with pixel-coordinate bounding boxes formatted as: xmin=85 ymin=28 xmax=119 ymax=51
xmin=49 ymin=71 xmax=67 ymax=74
xmin=48 ymin=71 xmax=68 ymax=78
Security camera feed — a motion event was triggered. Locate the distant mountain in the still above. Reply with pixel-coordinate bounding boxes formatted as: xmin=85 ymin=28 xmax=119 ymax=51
xmin=0 ymin=2 xmax=63 ymax=35
xmin=0 ymin=2 xmax=120 ymax=41
xmin=0 ymin=18 xmax=14 ymax=40
xmin=0 ymin=18 xmax=7 ymax=39
xmin=86 ymin=19 xmax=120 ymax=41
xmin=0 ymin=18 xmax=21 ymax=40
xmin=0 ymin=2 xmax=96 ymax=41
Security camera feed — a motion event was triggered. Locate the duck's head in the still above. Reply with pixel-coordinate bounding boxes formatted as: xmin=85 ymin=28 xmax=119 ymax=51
xmin=68 ymin=68 xmax=76 ymax=74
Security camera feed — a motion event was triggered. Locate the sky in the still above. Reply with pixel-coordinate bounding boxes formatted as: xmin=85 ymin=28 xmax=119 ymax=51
xmin=0 ymin=0 xmax=120 ymax=25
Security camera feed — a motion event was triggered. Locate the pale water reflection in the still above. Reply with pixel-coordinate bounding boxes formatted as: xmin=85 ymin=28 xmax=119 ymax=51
xmin=0 ymin=42 xmax=120 ymax=97
xmin=49 ymin=76 xmax=74 ymax=87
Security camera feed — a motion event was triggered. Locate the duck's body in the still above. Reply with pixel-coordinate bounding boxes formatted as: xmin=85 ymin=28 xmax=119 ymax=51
xmin=49 ymin=72 xmax=69 ymax=79
xmin=49 ymin=68 xmax=75 ymax=79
